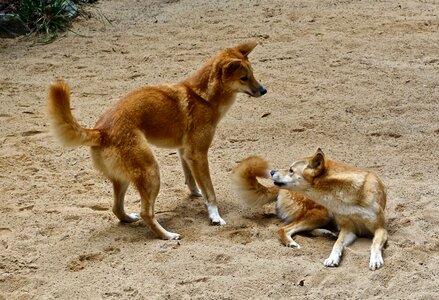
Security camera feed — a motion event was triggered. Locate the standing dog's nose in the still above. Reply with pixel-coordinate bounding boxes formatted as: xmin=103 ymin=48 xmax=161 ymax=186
xmin=260 ymin=86 xmax=267 ymax=96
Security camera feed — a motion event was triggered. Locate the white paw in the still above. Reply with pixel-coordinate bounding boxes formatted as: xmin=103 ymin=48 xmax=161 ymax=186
xmin=286 ymin=240 xmax=301 ymax=249
xmin=127 ymin=212 xmax=140 ymax=220
xmin=120 ymin=212 xmax=140 ymax=223
xmin=190 ymin=187 xmax=202 ymax=197
xmin=324 ymin=255 xmax=340 ymax=267
xmin=369 ymin=251 xmax=384 ymax=271
xmin=207 ymin=205 xmax=226 ymax=225
xmin=211 ymin=216 xmax=226 ymax=226
xmin=163 ymin=232 xmax=181 ymax=240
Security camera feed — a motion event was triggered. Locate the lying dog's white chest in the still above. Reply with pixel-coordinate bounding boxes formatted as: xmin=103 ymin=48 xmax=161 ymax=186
xmin=310 ymin=192 xmax=377 ymax=222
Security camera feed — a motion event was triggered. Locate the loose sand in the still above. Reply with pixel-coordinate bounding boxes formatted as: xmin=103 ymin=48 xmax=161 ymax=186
xmin=1 ymin=0 xmax=438 ymax=299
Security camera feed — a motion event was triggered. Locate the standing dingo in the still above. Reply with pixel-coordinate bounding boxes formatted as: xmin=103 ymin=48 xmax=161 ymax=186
xmin=47 ymin=41 xmax=266 ymax=240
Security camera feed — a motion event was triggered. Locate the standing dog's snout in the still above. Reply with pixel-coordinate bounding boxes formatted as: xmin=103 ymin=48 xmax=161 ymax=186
xmin=248 ymin=84 xmax=268 ymax=97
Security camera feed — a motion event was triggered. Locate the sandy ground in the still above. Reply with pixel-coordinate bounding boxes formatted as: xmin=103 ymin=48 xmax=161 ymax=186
xmin=1 ymin=0 xmax=439 ymax=299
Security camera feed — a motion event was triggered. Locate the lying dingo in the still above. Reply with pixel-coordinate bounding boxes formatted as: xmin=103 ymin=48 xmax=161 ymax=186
xmin=270 ymin=149 xmax=388 ymax=270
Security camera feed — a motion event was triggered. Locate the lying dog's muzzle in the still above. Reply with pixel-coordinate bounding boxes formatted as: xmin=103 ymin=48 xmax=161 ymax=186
xmin=271 ymin=170 xmax=285 ymax=186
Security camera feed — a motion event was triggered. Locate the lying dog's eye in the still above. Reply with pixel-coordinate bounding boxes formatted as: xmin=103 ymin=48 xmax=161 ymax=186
xmin=240 ymin=76 xmax=248 ymax=82
xmin=289 ymin=167 xmax=294 ymax=173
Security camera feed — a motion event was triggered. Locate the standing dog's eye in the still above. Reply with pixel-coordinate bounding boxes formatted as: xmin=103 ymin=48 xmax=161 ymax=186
xmin=240 ymin=76 xmax=248 ymax=81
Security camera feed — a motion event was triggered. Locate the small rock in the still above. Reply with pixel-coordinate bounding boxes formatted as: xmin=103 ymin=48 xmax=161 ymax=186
xmin=0 ymin=13 xmax=29 ymax=38
xmin=64 ymin=0 xmax=79 ymax=19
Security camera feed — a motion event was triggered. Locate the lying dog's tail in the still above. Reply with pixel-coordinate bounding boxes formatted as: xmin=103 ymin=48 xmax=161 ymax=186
xmin=47 ymin=80 xmax=102 ymax=147
xmin=232 ymin=156 xmax=279 ymax=207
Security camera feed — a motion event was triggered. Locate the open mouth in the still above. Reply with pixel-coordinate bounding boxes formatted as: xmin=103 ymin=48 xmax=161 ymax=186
xmin=245 ymin=91 xmax=257 ymax=97
xmin=245 ymin=88 xmax=266 ymax=97
xmin=273 ymin=181 xmax=286 ymax=187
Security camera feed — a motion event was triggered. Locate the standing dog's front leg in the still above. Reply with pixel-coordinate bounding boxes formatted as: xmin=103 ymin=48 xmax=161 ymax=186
xmin=178 ymin=149 xmax=202 ymax=197
xmin=181 ymin=149 xmax=226 ymax=225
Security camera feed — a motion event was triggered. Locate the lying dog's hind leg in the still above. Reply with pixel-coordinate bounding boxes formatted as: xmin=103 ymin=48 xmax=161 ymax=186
xmin=278 ymin=207 xmax=334 ymax=248
xmin=309 ymin=229 xmax=337 ymax=239
xmin=111 ymin=179 xmax=139 ymax=223
xmin=278 ymin=218 xmax=332 ymax=248
xmin=369 ymin=227 xmax=387 ymax=271
xmin=278 ymin=222 xmax=306 ymax=248
xmin=178 ymin=149 xmax=202 ymax=197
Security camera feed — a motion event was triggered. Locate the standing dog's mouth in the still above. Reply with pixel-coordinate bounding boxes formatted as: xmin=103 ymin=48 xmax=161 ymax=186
xmin=273 ymin=181 xmax=286 ymax=187
xmin=245 ymin=85 xmax=267 ymax=97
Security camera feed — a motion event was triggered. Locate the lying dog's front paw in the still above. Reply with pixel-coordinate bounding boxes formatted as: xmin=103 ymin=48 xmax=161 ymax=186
xmin=324 ymin=255 xmax=340 ymax=267
xmin=287 ymin=240 xmax=301 ymax=249
xmin=211 ymin=216 xmax=226 ymax=226
xmin=369 ymin=251 xmax=384 ymax=271
xmin=163 ymin=232 xmax=181 ymax=240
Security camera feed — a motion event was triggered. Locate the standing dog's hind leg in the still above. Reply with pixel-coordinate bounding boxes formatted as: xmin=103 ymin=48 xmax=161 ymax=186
xmin=134 ymin=169 xmax=181 ymax=240
xmin=127 ymin=137 xmax=180 ymax=240
xmin=111 ymin=179 xmax=139 ymax=223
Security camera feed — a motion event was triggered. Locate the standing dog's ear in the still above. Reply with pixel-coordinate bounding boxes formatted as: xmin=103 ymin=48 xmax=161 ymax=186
xmin=308 ymin=148 xmax=326 ymax=177
xmin=223 ymin=59 xmax=243 ymax=80
xmin=235 ymin=41 xmax=257 ymax=57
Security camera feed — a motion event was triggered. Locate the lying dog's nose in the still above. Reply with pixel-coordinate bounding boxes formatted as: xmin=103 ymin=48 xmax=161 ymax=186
xmin=260 ymin=86 xmax=267 ymax=96
xmin=270 ymin=170 xmax=276 ymax=176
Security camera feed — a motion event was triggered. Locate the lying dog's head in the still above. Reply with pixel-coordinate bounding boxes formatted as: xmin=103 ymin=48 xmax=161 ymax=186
xmin=219 ymin=41 xmax=267 ymax=97
xmin=270 ymin=148 xmax=326 ymax=191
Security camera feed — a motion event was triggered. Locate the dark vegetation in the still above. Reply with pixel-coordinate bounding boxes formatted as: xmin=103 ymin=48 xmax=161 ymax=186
xmin=0 ymin=0 xmax=98 ymax=43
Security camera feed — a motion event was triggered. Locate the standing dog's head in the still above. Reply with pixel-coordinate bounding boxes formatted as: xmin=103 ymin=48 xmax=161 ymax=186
xmin=219 ymin=41 xmax=267 ymax=97
xmin=270 ymin=148 xmax=327 ymax=191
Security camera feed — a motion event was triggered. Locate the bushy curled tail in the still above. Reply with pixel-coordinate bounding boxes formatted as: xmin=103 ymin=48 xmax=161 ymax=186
xmin=232 ymin=156 xmax=279 ymax=207
xmin=47 ymin=80 xmax=101 ymax=147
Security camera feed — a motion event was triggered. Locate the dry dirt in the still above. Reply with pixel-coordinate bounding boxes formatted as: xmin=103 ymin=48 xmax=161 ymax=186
xmin=1 ymin=0 xmax=439 ymax=299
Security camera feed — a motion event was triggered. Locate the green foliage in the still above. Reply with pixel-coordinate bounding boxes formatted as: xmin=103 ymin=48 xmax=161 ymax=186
xmin=18 ymin=0 xmax=76 ymax=44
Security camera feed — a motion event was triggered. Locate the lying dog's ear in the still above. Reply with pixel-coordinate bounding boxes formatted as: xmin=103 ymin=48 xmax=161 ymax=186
xmin=315 ymin=148 xmax=324 ymax=159
xmin=235 ymin=41 xmax=257 ymax=57
xmin=308 ymin=148 xmax=325 ymax=176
